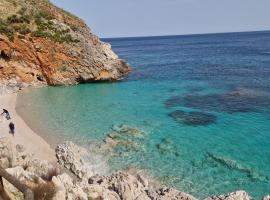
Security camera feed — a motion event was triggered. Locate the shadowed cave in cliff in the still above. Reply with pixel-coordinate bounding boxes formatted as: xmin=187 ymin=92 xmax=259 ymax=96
xmin=0 ymin=50 xmax=10 ymax=61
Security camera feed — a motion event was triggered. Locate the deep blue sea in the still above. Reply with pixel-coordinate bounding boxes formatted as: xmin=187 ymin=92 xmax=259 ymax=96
xmin=18 ymin=31 xmax=270 ymax=199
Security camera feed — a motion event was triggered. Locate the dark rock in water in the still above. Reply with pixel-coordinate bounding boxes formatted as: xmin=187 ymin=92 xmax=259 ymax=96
xmin=102 ymin=124 xmax=146 ymax=154
xmin=206 ymin=152 xmax=269 ymax=182
xmin=165 ymin=87 xmax=270 ymax=113
xmin=156 ymin=138 xmax=180 ymax=157
xmin=169 ymin=110 xmax=217 ymax=126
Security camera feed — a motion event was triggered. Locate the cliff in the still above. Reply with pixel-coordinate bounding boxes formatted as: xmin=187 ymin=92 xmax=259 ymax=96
xmin=0 ymin=0 xmax=130 ymax=87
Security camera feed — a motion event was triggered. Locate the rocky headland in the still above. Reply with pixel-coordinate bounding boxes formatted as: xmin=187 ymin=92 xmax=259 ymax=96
xmin=0 ymin=0 xmax=130 ymax=91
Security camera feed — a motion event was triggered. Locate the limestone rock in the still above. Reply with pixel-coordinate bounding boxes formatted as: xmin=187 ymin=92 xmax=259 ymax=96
xmin=147 ymin=187 xmax=197 ymax=200
xmin=55 ymin=141 xmax=93 ymax=179
xmin=24 ymin=158 xmax=58 ymax=180
xmin=52 ymin=173 xmax=87 ymax=200
xmin=263 ymin=196 xmax=270 ymax=200
xmin=0 ymin=137 xmax=16 ymax=168
xmin=89 ymin=172 xmax=150 ymax=200
xmin=205 ymin=191 xmax=251 ymax=200
xmin=52 ymin=175 xmax=66 ymax=200
xmin=102 ymin=171 xmax=150 ymax=200
xmin=84 ymin=184 xmax=120 ymax=200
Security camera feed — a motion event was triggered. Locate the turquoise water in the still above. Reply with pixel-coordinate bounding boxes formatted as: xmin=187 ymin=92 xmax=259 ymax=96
xmin=18 ymin=31 xmax=270 ymax=198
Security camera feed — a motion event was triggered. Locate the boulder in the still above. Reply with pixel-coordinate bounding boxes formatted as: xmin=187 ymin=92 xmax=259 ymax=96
xmin=263 ymin=195 xmax=270 ymax=200
xmin=55 ymin=141 xmax=93 ymax=179
xmin=87 ymin=172 xmax=150 ymax=200
xmin=52 ymin=175 xmax=66 ymax=200
xmin=52 ymin=173 xmax=87 ymax=200
xmin=24 ymin=158 xmax=59 ymax=181
xmin=205 ymin=191 xmax=251 ymax=200
xmin=148 ymin=187 xmax=197 ymax=200
xmin=0 ymin=137 xmax=17 ymax=168
xmin=84 ymin=184 xmax=120 ymax=200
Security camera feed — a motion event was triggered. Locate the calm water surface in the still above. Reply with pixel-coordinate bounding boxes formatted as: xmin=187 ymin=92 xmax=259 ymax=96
xmin=18 ymin=31 xmax=270 ymax=199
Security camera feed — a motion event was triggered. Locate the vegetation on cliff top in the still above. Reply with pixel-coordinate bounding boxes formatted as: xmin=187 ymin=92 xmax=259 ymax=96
xmin=0 ymin=0 xmax=80 ymax=43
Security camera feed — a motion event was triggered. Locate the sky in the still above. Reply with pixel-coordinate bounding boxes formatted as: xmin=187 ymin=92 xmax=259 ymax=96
xmin=51 ymin=0 xmax=270 ymax=38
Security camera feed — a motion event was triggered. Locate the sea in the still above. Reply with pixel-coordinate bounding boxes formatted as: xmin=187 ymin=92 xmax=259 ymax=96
xmin=17 ymin=31 xmax=270 ymax=199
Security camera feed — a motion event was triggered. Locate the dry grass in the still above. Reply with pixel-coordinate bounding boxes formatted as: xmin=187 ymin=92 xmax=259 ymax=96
xmin=0 ymin=0 xmax=20 ymax=20
xmin=41 ymin=168 xmax=59 ymax=182
xmin=32 ymin=182 xmax=55 ymax=200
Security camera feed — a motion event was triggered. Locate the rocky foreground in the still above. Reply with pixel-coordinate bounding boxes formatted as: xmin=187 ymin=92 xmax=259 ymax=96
xmin=0 ymin=137 xmax=268 ymax=200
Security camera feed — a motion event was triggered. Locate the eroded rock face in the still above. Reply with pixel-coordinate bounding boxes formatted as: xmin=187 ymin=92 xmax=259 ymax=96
xmin=0 ymin=0 xmax=130 ymax=87
xmin=88 ymin=172 xmax=150 ymax=200
xmin=55 ymin=141 xmax=93 ymax=179
xmin=205 ymin=191 xmax=251 ymax=200
xmin=52 ymin=173 xmax=88 ymax=200
xmin=0 ymin=137 xmax=15 ymax=168
xmin=148 ymin=188 xmax=198 ymax=200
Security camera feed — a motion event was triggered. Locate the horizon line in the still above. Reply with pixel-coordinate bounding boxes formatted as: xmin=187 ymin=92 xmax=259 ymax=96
xmin=101 ymin=29 xmax=270 ymax=40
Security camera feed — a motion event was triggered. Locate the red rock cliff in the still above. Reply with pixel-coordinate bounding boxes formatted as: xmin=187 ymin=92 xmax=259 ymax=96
xmin=0 ymin=0 xmax=130 ymax=87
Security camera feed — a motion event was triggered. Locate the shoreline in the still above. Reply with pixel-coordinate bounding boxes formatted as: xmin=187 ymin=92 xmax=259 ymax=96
xmin=0 ymin=90 xmax=269 ymax=200
xmin=0 ymin=91 xmax=56 ymax=162
xmin=15 ymin=90 xmax=63 ymax=149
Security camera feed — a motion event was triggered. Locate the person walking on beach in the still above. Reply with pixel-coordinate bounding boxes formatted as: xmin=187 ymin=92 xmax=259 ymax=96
xmin=9 ymin=122 xmax=15 ymax=136
xmin=1 ymin=109 xmax=11 ymax=120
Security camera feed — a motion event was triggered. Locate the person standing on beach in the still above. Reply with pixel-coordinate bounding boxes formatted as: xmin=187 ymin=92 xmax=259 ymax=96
xmin=9 ymin=122 xmax=15 ymax=136
xmin=1 ymin=109 xmax=11 ymax=120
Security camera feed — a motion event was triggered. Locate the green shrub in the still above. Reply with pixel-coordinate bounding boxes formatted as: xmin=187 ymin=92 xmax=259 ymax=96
xmin=70 ymin=24 xmax=79 ymax=31
xmin=20 ymin=15 xmax=31 ymax=24
xmin=18 ymin=7 xmax=27 ymax=15
xmin=7 ymin=14 xmax=23 ymax=24
xmin=0 ymin=8 xmax=78 ymax=43
xmin=0 ymin=20 xmax=14 ymax=41
xmin=35 ymin=11 xmax=54 ymax=21
xmin=13 ymin=24 xmax=31 ymax=35
xmin=60 ymin=66 xmax=67 ymax=72
xmin=31 ymin=30 xmax=51 ymax=38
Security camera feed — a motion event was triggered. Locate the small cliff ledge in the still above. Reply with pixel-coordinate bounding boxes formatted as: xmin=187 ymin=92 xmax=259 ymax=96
xmin=0 ymin=0 xmax=130 ymax=87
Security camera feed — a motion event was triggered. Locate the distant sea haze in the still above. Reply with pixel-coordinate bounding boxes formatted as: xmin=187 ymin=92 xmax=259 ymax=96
xmin=18 ymin=31 xmax=270 ymax=199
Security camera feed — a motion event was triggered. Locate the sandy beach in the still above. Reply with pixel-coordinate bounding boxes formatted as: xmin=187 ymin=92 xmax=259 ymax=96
xmin=0 ymin=92 xmax=56 ymax=162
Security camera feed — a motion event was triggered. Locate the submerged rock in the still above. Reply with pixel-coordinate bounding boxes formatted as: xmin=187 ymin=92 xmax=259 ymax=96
xmin=156 ymin=138 xmax=180 ymax=157
xmin=102 ymin=125 xmax=145 ymax=154
xmin=206 ymin=152 xmax=268 ymax=182
xmin=205 ymin=190 xmax=251 ymax=200
xmin=168 ymin=110 xmax=217 ymax=126
xmin=165 ymin=87 xmax=270 ymax=113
